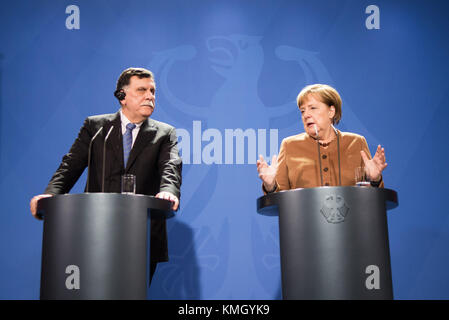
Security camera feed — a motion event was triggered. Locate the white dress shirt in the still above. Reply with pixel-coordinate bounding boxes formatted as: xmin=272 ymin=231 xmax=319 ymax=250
xmin=119 ymin=109 xmax=143 ymax=148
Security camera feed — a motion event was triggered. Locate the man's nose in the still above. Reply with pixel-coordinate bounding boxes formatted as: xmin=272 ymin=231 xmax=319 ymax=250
xmin=145 ymin=90 xmax=154 ymax=99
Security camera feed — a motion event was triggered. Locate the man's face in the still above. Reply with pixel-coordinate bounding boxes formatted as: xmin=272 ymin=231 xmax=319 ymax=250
xmin=121 ymin=76 xmax=156 ymax=123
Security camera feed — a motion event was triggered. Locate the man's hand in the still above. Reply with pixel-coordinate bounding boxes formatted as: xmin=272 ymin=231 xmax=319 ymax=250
xmin=30 ymin=194 xmax=54 ymax=219
xmin=155 ymin=191 xmax=179 ymax=211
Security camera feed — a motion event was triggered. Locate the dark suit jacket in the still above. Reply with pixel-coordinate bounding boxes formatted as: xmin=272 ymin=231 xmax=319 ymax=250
xmin=44 ymin=111 xmax=182 ymax=263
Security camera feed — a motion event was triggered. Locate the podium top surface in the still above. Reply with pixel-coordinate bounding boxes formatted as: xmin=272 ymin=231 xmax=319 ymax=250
xmin=36 ymin=193 xmax=175 ymax=220
xmin=257 ymin=186 xmax=398 ymax=216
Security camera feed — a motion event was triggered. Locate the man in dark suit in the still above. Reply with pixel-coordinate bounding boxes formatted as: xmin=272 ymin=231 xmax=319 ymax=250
xmin=30 ymin=67 xmax=182 ymax=281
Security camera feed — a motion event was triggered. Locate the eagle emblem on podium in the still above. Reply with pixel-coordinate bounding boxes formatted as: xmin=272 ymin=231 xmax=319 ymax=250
xmin=320 ymin=194 xmax=349 ymax=224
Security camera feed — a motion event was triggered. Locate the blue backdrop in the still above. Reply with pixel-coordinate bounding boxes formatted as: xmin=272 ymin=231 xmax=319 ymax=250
xmin=1 ymin=0 xmax=449 ymax=299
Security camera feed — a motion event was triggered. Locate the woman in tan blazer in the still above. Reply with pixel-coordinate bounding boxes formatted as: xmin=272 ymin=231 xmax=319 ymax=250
xmin=257 ymin=84 xmax=387 ymax=192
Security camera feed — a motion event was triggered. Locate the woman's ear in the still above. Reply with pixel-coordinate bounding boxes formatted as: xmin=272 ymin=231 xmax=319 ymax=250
xmin=329 ymin=105 xmax=336 ymax=120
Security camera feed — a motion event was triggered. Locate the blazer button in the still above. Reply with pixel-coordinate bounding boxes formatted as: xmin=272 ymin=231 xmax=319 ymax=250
xmin=323 ymin=167 xmax=328 ymax=172
xmin=322 ymin=154 xmax=327 ymax=159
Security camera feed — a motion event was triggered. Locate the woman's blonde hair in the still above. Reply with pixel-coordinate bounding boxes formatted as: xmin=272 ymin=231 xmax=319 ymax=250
xmin=296 ymin=84 xmax=342 ymax=124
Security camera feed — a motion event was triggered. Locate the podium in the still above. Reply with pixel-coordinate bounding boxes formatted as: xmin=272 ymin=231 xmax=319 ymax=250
xmin=37 ymin=193 xmax=173 ymax=300
xmin=257 ymin=186 xmax=398 ymax=300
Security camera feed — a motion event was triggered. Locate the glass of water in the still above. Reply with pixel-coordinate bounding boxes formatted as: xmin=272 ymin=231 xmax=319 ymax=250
xmin=121 ymin=174 xmax=136 ymax=194
xmin=355 ymin=167 xmax=370 ymax=187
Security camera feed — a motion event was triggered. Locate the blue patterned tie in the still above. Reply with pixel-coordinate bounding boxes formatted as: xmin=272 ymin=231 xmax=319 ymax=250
xmin=123 ymin=123 xmax=136 ymax=167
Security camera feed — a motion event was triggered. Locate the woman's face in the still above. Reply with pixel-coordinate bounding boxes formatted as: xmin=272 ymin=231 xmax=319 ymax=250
xmin=299 ymin=94 xmax=335 ymax=138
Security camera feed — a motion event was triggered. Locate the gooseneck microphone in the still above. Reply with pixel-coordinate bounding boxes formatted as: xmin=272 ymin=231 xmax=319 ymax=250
xmin=314 ymin=124 xmax=342 ymax=187
xmin=86 ymin=127 xmax=103 ymax=193
xmin=314 ymin=125 xmax=324 ymax=186
xmin=102 ymin=125 xmax=114 ymax=192
xmin=331 ymin=124 xmax=342 ymax=186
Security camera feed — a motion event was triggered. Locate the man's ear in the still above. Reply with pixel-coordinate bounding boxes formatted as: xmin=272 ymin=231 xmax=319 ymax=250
xmin=114 ymin=89 xmax=126 ymax=101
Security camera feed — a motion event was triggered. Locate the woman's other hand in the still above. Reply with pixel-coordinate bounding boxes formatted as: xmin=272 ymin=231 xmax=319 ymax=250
xmin=257 ymin=154 xmax=278 ymax=192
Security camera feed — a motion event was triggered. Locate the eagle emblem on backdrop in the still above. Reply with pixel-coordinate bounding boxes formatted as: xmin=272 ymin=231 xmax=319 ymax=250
xmin=146 ymin=35 xmax=375 ymax=298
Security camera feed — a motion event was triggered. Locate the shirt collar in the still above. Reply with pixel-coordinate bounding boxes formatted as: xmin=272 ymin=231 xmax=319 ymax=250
xmin=120 ymin=109 xmax=143 ymax=129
